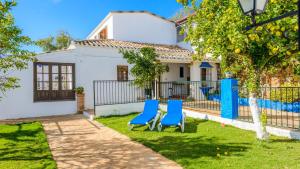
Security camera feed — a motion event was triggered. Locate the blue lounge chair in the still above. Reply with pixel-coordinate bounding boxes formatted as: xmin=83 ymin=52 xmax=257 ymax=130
xmin=158 ymin=100 xmax=185 ymax=132
xmin=128 ymin=100 xmax=160 ymax=131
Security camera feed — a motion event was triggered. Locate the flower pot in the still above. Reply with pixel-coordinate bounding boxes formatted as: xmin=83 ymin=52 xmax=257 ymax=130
xmin=76 ymin=93 xmax=85 ymax=113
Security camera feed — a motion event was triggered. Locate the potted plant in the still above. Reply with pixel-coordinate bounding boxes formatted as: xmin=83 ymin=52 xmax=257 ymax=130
xmin=75 ymin=87 xmax=85 ymax=113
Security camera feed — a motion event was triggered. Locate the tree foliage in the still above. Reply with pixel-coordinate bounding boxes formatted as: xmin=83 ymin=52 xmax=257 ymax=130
xmin=36 ymin=31 xmax=72 ymax=52
xmin=182 ymin=0 xmax=299 ymax=93
xmin=120 ymin=47 xmax=168 ymax=87
xmin=0 ymin=0 xmax=35 ymax=98
xmin=170 ymin=6 xmax=194 ymax=21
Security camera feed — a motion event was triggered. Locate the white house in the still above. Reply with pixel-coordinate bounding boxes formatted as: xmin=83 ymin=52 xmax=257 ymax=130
xmin=0 ymin=11 xmax=220 ymax=119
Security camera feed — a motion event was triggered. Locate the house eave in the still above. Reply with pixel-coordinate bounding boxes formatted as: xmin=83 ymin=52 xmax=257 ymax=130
xmin=86 ymin=13 xmax=113 ymax=39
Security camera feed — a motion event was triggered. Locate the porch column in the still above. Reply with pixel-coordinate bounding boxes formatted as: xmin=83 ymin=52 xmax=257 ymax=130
xmin=221 ymin=78 xmax=239 ymax=119
xmin=154 ymin=78 xmax=159 ymax=100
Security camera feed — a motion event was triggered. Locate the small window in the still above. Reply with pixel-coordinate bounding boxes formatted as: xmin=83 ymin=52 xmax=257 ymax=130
xmin=177 ymin=26 xmax=186 ymax=43
xmin=201 ymin=68 xmax=207 ymax=81
xmin=34 ymin=62 xmax=75 ymax=102
xmin=180 ymin=67 xmax=184 ymax=78
xmin=201 ymin=68 xmax=212 ymax=82
xmin=117 ymin=66 xmax=128 ymax=81
xmin=99 ymin=27 xmax=108 ymax=39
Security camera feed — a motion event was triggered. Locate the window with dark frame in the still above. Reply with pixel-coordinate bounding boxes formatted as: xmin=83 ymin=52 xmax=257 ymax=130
xmin=180 ymin=66 xmax=184 ymax=78
xmin=201 ymin=68 xmax=213 ymax=82
xmin=117 ymin=65 xmax=128 ymax=81
xmin=176 ymin=26 xmax=187 ymax=43
xmin=34 ymin=62 xmax=75 ymax=102
xmin=201 ymin=68 xmax=207 ymax=81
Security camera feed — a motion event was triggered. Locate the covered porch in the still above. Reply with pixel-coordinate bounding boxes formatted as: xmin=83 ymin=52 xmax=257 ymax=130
xmin=158 ymin=60 xmax=220 ymax=102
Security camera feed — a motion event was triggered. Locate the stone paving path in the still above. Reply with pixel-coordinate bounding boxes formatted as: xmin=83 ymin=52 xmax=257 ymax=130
xmin=42 ymin=115 xmax=182 ymax=169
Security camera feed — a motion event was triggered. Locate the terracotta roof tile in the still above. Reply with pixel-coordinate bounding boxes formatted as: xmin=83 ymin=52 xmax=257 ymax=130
xmin=74 ymin=39 xmax=192 ymax=63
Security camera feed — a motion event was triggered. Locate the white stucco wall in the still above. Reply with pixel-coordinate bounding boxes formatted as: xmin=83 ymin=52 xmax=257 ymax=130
xmin=0 ymin=62 xmax=77 ymax=119
xmin=95 ymin=102 xmax=145 ymax=117
xmin=0 ymin=47 xmax=135 ymax=120
xmin=112 ymin=13 xmax=176 ymax=45
xmin=87 ymin=15 xmax=114 ymax=40
xmin=190 ymin=61 xmax=218 ymax=82
xmin=159 ymin=63 xmax=190 ymax=99
xmin=189 ymin=61 xmax=219 ymax=100
xmin=88 ymin=12 xmax=177 ymax=45
xmin=161 ymin=63 xmax=189 ymax=82
xmin=177 ymin=41 xmax=193 ymax=51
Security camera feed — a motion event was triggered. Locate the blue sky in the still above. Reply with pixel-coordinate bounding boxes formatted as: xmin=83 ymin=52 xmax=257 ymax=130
xmin=13 ymin=0 xmax=183 ymax=52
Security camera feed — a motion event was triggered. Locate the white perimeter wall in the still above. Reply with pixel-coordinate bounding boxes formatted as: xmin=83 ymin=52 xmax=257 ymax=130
xmin=159 ymin=104 xmax=300 ymax=140
xmin=0 ymin=46 xmax=135 ymax=120
xmin=112 ymin=13 xmax=177 ymax=45
xmin=95 ymin=102 xmax=145 ymax=117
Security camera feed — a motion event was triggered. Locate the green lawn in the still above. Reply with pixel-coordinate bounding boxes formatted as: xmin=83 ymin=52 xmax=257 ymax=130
xmin=97 ymin=113 xmax=300 ymax=169
xmin=0 ymin=122 xmax=56 ymax=169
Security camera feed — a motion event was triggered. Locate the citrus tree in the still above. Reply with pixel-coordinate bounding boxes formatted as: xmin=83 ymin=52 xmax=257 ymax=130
xmin=178 ymin=0 xmax=299 ymax=139
xmin=120 ymin=47 xmax=168 ymax=88
xmin=0 ymin=0 xmax=35 ymax=99
xmin=170 ymin=7 xmax=194 ymax=21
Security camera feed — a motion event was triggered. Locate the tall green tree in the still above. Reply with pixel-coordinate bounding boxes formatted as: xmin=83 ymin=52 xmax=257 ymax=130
xmin=170 ymin=6 xmax=194 ymax=21
xmin=36 ymin=31 xmax=72 ymax=52
xmin=179 ymin=0 xmax=299 ymax=139
xmin=120 ymin=47 xmax=168 ymax=87
xmin=0 ymin=0 xmax=35 ymax=98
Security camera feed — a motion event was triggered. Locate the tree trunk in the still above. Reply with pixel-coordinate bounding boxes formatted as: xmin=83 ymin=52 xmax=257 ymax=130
xmin=249 ymin=93 xmax=268 ymax=140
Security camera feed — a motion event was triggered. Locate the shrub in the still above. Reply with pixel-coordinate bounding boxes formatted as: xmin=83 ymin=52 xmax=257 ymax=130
xmin=75 ymin=86 xmax=84 ymax=94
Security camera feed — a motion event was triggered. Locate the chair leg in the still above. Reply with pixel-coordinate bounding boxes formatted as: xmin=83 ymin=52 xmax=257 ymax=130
xmin=181 ymin=123 xmax=185 ymax=133
xmin=128 ymin=123 xmax=134 ymax=131
xmin=158 ymin=123 xmax=163 ymax=132
xmin=181 ymin=113 xmax=185 ymax=133
xmin=150 ymin=112 xmax=161 ymax=131
xmin=147 ymin=122 xmax=153 ymax=131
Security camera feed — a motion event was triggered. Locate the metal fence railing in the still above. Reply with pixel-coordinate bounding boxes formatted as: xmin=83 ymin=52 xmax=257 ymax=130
xmin=238 ymin=86 xmax=300 ymax=129
xmin=159 ymin=81 xmax=221 ymax=112
xmin=93 ymin=80 xmax=153 ymax=107
xmin=93 ymin=80 xmax=221 ymax=113
xmin=93 ymin=80 xmax=300 ymax=129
